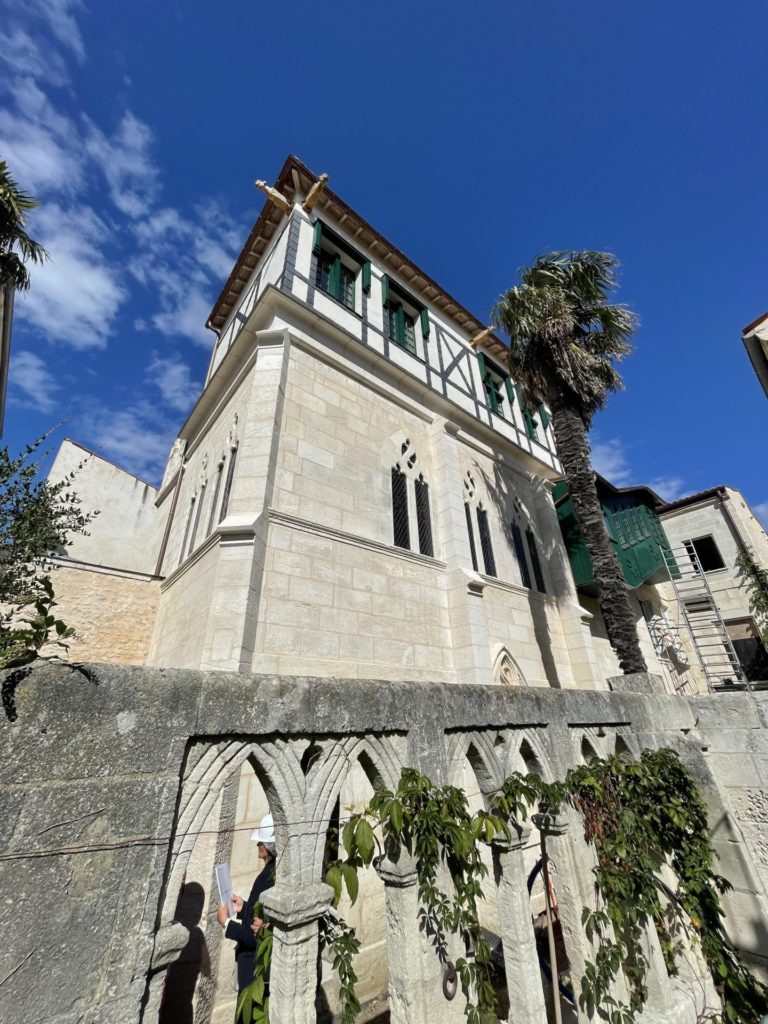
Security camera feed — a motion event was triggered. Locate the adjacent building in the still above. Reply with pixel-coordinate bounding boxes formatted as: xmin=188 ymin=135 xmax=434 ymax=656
xmin=742 ymin=311 xmax=768 ymax=397
xmin=658 ymin=485 xmax=768 ymax=686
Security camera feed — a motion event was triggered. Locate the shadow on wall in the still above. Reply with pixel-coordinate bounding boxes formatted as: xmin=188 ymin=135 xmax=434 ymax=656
xmin=480 ymin=461 xmax=563 ymax=689
xmin=159 ymin=882 xmax=210 ymax=1024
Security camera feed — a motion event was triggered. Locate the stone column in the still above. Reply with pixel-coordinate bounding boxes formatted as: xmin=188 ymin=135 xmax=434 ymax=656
xmin=260 ymin=882 xmax=333 ymax=1024
xmin=376 ymin=852 xmax=465 ymax=1024
xmin=530 ymin=810 xmax=590 ymax=1016
xmin=492 ymin=823 xmax=548 ymax=1023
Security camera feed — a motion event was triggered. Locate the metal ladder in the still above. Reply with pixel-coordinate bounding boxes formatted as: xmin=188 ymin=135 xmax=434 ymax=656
xmin=662 ymin=542 xmax=745 ymax=691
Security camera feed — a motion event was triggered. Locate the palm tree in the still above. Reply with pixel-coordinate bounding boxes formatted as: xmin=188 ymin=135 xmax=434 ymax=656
xmin=0 ymin=160 xmax=47 ymax=291
xmin=493 ymin=251 xmax=646 ymax=675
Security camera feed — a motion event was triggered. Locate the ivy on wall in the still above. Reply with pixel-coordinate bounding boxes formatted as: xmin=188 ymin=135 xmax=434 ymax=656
xmin=237 ymin=750 xmax=768 ymax=1024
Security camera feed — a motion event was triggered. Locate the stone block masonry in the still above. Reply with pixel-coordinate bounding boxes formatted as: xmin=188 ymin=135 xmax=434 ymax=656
xmin=2 ymin=664 xmax=767 ymax=1024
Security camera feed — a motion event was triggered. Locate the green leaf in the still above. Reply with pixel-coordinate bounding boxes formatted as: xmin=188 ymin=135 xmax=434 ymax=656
xmin=326 ymin=864 xmax=342 ymax=906
xmin=341 ymin=862 xmax=359 ymax=904
xmin=355 ymin=819 xmax=374 ymax=863
xmin=390 ymin=799 xmax=403 ymax=834
xmin=342 ymin=818 xmax=356 ymax=858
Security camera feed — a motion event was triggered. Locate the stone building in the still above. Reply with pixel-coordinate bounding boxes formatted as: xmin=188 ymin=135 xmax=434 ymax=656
xmin=742 ymin=311 xmax=768 ymax=397
xmin=51 ymin=154 xmax=684 ymax=694
xmin=658 ymin=485 xmax=768 ymax=686
xmin=29 ymin=156 xmax=768 ymax=1024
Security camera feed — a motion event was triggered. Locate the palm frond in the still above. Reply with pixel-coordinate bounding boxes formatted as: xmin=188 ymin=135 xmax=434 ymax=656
xmin=492 ymin=250 xmax=635 ymax=420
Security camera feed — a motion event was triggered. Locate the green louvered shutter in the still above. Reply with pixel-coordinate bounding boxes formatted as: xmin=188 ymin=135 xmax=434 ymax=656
xmin=329 ymin=256 xmax=341 ymax=301
xmin=476 ymin=353 xmax=501 ymax=413
xmin=362 ymin=261 xmax=371 ymax=294
xmin=381 ymin=275 xmax=391 ymax=308
xmin=420 ymin=307 xmax=430 ymax=338
xmin=538 ymin=404 xmax=550 ymax=429
xmin=312 ymin=220 xmax=323 ymax=254
xmin=504 ymin=377 xmax=516 ymax=406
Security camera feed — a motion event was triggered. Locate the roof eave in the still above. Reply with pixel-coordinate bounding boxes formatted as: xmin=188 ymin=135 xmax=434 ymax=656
xmin=206 ymin=155 xmax=507 ymax=354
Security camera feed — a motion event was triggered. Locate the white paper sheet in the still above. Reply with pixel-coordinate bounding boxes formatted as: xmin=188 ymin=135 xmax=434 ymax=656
xmin=214 ymin=862 xmax=235 ymax=917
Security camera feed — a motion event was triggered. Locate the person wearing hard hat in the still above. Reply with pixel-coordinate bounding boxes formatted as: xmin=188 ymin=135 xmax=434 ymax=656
xmin=216 ymin=813 xmax=276 ymax=999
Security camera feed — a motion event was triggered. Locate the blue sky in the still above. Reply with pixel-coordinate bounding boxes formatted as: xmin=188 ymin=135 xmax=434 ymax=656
xmin=1 ymin=0 xmax=766 ymax=525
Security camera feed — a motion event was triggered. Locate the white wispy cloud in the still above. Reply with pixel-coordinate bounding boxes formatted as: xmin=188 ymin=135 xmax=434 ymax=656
xmin=646 ymin=476 xmax=688 ymax=502
xmin=146 ymin=353 xmax=200 ymax=414
xmin=0 ymin=28 xmax=71 ymax=85
xmin=753 ymin=501 xmax=768 ymax=531
xmin=78 ymin=400 xmax=177 ymax=483
xmin=590 ymin=437 xmax=633 ymax=486
xmin=84 ymin=111 xmax=159 ymax=218
xmin=0 ymin=0 xmax=84 ymax=82
xmin=590 ymin=435 xmax=689 ymax=501
xmin=15 ymin=203 xmax=127 ymax=348
xmin=8 ymin=350 xmax=60 ymax=413
xmin=1 ymin=0 xmax=242 ymax=482
xmin=0 ymin=78 xmax=85 ymax=195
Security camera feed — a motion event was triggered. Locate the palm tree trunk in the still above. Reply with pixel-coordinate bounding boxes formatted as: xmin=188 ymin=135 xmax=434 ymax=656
xmin=550 ymin=400 xmax=647 ymax=675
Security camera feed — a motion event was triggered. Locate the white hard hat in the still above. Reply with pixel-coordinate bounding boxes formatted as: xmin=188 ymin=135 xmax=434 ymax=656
xmin=250 ymin=813 xmax=275 ymax=844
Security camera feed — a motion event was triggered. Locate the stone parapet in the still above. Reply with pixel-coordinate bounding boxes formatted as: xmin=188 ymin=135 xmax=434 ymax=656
xmin=1 ymin=664 xmax=767 ymax=1023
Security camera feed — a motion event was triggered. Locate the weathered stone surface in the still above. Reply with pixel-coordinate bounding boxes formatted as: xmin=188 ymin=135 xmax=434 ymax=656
xmin=2 ymin=664 xmax=767 ymax=1023
xmin=606 ymin=670 xmax=667 ymax=694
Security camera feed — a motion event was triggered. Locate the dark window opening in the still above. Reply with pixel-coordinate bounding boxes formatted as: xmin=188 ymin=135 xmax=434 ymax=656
xmin=387 ymin=305 xmax=416 ymax=353
xmin=526 ymin=527 xmax=546 ymax=593
xmin=219 ymin=446 xmax=238 ymax=523
xmin=188 ymin=483 xmax=206 ymax=555
xmin=391 ymin=466 xmax=410 ymax=549
xmin=465 ymin=503 xmax=478 ymax=572
xmin=415 ymin=476 xmax=434 ymax=557
xmin=511 ymin=521 xmax=531 ymax=588
xmin=477 ymin=506 xmax=497 ymax=577
xmin=688 ymin=535 xmax=726 ymax=573
xmin=207 ymin=460 xmax=224 ymax=536
xmin=316 ymin=249 xmax=356 ymax=310
xmin=179 ymin=496 xmax=195 ymax=566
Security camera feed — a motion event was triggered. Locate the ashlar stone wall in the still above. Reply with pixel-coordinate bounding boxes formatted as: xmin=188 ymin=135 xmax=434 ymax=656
xmin=2 ymin=664 xmax=767 ymax=1024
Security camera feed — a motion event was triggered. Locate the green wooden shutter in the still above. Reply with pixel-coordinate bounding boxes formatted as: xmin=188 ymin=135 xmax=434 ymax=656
xmin=419 ymin=307 xmax=430 ymax=338
xmin=362 ymin=261 xmax=371 ymax=294
xmin=381 ymin=274 xmax=391 ymax=307
xmin=476 ymin=353 xmax=501 ymax=413
xmin=538 ymin=404 xmax=550 ymax=429
xmin=504 ymin=377 xmax=516 ymax=406
xmin=312 ymin=220 xmax=323 ymax=254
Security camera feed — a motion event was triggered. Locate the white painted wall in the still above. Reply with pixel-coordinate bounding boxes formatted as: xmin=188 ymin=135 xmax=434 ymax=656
xmin=48 ymin=439 xmax=162 ymax=575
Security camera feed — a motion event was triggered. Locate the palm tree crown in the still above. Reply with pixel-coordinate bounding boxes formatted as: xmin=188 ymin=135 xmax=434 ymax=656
xmin=0 ymin=160 xmax=47 ymax=293
xmin=493 ymin=251 xmax=637 ymax=424
xmin=493 ymin=250 xmax=647 ymax=676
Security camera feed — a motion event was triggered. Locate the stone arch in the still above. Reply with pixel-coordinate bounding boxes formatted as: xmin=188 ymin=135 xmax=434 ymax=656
xmin=506 ymin=729 xmax=556 ymax=784
xmin=158 ymin=737 xmax=305 ymax=923
xmin=614 ymin=733 xmax=637 ymax=761
xmin=446 ymin=728 xmax=505 ymax=795
xmin=295 ymin=733 xmax=405 ymax=881
xmin=581 ymin=735 xmax=600 ymax=764
xmin=491 ymin=645 xmax=528 ymax=688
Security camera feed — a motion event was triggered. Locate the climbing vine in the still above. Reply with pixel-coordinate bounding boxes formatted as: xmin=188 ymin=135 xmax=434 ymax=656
xmin=736 ymin=549 xmax=768 ymax=646
xmin=236 ymin=750 xmax=768 ymax=1024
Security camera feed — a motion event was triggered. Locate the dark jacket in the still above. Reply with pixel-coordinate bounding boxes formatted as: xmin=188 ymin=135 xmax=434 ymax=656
xmin=225 ymin=860 xmax=276 ymax=992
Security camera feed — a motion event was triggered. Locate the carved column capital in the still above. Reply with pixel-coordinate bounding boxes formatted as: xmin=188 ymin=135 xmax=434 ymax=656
xmin=261 ymin=882 xmax=333 ymax=932
xmin=492 ymin=819 xmax=532 ymax=853
xmin=531 ymin=810 xmax=568 ymax=837
xmin=375 ymin=851 xmax=418 ymax=888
